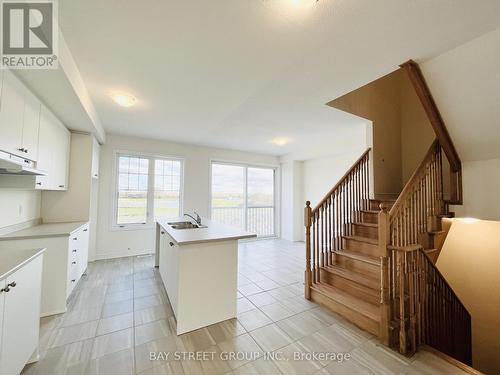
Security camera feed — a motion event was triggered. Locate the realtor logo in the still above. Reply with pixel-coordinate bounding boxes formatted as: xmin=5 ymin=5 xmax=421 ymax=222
xmin=1 ymin=0 xmax=58 ymax=69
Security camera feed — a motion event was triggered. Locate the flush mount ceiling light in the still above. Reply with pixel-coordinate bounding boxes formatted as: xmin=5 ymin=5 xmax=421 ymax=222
xmin=271 ymin=137 xmax=290 ymax=146
xmin=109 ymin=91 xmax=137 ymax=107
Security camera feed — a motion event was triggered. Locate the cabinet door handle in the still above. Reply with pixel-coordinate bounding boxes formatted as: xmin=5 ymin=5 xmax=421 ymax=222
xmin=72 ymin=249 xmax=77 ymax=253
xmin=17 ymin=147 xmax=25 ymax=152
xmin=161 ymin=231 xmax=165 ymax=234
xmin=36 ymin=182 xmax=42 ymax=186
xmin=24 ymin=149 xmax=28 ymax=153
xmin=7 ymin=281 xmax=16 ymax=288
xmin=0 ymin=286 xmax=10 ymax=293
xmin=83 ymin=229 xmax=88 ymax=232
xmin=71 ymin=279 xmax=76 ymax=283
xmin=169 ymin=242 xmax=174 ymax=247
xmin=72 ymin=261 xmax=77 ymax=265
xmin=59 ymin=185 xmax=65 ymax=188
xmin=73 ymin=237 xmax=78 ymax=240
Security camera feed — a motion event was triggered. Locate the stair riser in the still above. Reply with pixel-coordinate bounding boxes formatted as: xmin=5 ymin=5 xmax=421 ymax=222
xmin=310 ymin=288 xmax=380 ymax=336
xmin=352 ymin=224 xmax=378 ymax=240
xmin=320 ymin=269 xmax=380 ymax=305
xmin=361 ymin=211 xmax=378 ymax=224
xmin=369 ymin=201 xmax=395 ymax=211
xmin=333 ymin=254 xmax=380 ymax=280
xmin=343 ymin=238 xmax=380 ymax=257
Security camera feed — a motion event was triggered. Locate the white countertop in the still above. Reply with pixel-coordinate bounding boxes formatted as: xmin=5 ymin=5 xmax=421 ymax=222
xmin=157 ymin=217 xmax=256 ymax=245
xmin=0 ymin=222 xmax=88 ymax=241
xmin=0 ymin=247 xmax=45 ymax=280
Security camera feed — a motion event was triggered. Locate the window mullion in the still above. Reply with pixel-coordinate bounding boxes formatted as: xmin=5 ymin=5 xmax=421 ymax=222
xmin=147 ymin=157 xmax=155 ymax=225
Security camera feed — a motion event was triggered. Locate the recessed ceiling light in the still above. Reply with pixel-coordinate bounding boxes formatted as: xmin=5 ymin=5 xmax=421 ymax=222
xmin=110 ymin=91 xmax=137 ymax=107
xmin=271 ymin=137 xmax=290 ymax=146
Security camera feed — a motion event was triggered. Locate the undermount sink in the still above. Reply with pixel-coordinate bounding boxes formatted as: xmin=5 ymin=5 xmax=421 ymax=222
xmin=168 ymin=221 xmax=207 ymax=229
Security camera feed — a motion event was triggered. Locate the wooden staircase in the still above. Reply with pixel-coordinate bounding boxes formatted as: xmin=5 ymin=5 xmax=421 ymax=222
xmin=304 ymin=60 xmax=472 ymax=367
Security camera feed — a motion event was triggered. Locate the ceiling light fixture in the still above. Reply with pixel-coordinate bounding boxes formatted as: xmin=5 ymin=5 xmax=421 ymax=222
xmin=110 ymin=91 xmax=137 ymax=107
xmin=271 ymin=137 xmax=290 ymax=146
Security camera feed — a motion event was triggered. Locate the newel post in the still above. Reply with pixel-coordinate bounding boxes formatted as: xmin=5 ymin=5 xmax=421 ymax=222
xmin=378 ymin=203 xmax=391 ymax=346
xmin=304 ymin=201 xmax=312 ymax=300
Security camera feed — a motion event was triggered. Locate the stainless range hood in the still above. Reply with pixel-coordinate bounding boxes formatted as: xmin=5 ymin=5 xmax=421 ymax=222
xmin=0 ymin=150 xmax=46 ymax=176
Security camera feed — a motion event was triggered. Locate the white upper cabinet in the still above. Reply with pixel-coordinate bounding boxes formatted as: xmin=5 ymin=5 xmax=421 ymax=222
xmin=21 ymin=89 xmax=41 ymax=161
xmin=0 ymin=70 xmax=26 ymax=158
xmin=91 ymin=137 xmax=100 ymax=179
xmin=35 ymin=107 xmax=70 ymax=191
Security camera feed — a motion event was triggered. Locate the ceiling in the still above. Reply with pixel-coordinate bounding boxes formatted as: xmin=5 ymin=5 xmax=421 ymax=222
xmin=57 ymin=0 xmax=500 ymax=157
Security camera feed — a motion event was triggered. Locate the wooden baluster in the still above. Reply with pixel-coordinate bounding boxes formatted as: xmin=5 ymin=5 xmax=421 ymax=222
xmin=379 ymin=204 xmax=391 ymax=346
xmin=398 ymin=251 xmax=407 ymax=353
xmin=304 ymin=201 xmax=312 ymax=299
xmin=321 ymin=204 xmax=325 ymax=269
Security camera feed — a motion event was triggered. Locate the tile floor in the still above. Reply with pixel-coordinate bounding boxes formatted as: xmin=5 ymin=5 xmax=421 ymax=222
xmin=22 ymin=239 xmax=468 ymax=375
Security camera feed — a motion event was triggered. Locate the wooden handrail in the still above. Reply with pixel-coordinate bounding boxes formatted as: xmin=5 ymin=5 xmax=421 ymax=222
xmin=400 ymin=60 xmax=461 ymax=172
xmin=313 ymin=148 xmax=371 ymax=212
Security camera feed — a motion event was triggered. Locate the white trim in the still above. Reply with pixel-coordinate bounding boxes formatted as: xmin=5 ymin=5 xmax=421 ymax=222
xmin=208 ymin=159 xmax=280 ymax=237
xmin=111 ymin=149 xmax=185 ymax=231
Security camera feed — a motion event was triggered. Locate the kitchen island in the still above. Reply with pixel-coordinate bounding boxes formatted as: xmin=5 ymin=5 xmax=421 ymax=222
xmin=155 ymin=217 xmax=255 ymax=335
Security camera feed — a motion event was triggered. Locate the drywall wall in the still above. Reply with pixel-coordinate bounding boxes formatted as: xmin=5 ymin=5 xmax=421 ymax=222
xmin=328 ymin=69 xmax=437 ymax=196
xmin=452 ymin=158 xmax=500 ymax=221
xmin=96 ymin=134 xmax=279 ymax=259
xmin=303 ymin=151 xmax=364 ymax=209
xmin=400 ymin=73 xmax=436 ymax=184
xmin=328 ymin=70 xmax=403 ymax=196
xmin=436 ymin=219 xmax=500 ymax=374
xmin=0 ymin=189 xmax=40 ymax=230
xmin=280 ymin=160 xmax=303 ymax=242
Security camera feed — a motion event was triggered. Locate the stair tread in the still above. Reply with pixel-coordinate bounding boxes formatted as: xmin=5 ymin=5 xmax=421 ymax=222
xmin=360 ymin=209 xmax=379 ymax=214
xmin=311 ymin=282 xmax=380 ymax=322
xmin=353 ymin=222 xmax=378 ymax=228
xmin=334 ymin=250 xmax=380 ymax=266
xmin=322 ymin=264 xmax=379 ymax=290
xmin=343 ymin=235 xmax=378 ymax=245
xmin=424 ymin=248 xmax=438 ymax=253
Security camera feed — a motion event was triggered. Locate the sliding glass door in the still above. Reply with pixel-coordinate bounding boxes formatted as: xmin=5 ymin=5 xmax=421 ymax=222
xmin=211 ymin=162 xmax=276 ymax=237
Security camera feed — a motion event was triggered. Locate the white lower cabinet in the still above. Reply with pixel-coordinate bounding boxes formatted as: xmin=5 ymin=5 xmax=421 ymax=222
xmin=0 ymin=223 xmax=89 ymax=317
xmin=0 ymin=254 xmax=43 ymax=375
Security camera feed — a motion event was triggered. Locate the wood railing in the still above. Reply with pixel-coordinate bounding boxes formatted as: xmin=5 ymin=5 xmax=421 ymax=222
xmin=304 ymin=148 xmax=371 ymax=298
xmin=379 ymin=139 xmax=472 ymax=364
xmin=385 ymin=245 xmax=472 ymax=365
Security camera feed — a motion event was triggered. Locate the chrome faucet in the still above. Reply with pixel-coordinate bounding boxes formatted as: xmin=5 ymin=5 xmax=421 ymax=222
xmin=184 ymin=212 xmax=202 ymax=225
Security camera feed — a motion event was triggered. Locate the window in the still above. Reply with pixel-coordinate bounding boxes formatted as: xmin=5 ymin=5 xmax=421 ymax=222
xmin=210 ymin=162 xmax=276 ymax=237
xmin=114 ymin=153 xmax=183 ymax=228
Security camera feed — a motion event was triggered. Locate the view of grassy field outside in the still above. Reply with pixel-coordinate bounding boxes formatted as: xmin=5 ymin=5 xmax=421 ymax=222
xmin=211 ymin=163 xmax=275 ymax=236
xmin=116 ymin=155 xmax=182 ymax=225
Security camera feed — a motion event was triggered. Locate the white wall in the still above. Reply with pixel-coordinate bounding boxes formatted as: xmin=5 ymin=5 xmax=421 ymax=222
xmin=0 ymin=189 xmax=40 ymax=231
xmin=452 ymin=158 xmax=500 ymax=221
xmin=280 ymin=160 xmax=303 ymax=242
xmin=95 ymin=134 xmax=279 ymax=259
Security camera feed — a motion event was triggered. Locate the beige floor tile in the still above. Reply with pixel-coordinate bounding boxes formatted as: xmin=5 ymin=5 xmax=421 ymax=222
xmin=237 ymin=309 xmax=273 ymax=331
xmin=91 ymin=327 xmax=134 ymax=359
xmin=259 ymin=302 xmax=296 ymax=322
xmin=232 ymin=357 xmax=282 ymax=375
xmin=137 ymin=361 xmax=186 ymax=375
xmin=134 ymin=304 xmax=174 ymax=326
xmin=180 ymin=327 xmax=217 ymax=351
xmin=217 ymin=333 xmax=263 ymax=369
xmin=104 ymin=289 xmax=133 ymax=304
xmin=135 ymin=319 xmax=175 ymax=346
xmin=60 ymin=308 xmax=101 ymax=328
xmin=51 ymin=320 xmax=99 ymax=348
xmin=276 ymin=311 xmax=328 ymax=340
xmin=86 ymin=348 xmax=135 ymax=375
xmin=238 ymin=283 xmax=264 ymax=296
xmin=206 ymin=318 xmax=246 ymax=344
xmin=249 ymin=324 xmax=293 ymax=352
xmin=237 ymin=298 xmax=256 ymax=314
xmin=134 ymin=294 xmax=166 ymax=311
xmin=322 ymin=357 xmax=374 ymax=375
xmin=246 ymin=292 xmax=277 ymax=307
xmin=101 ymin=299 xmax=133 ymax=318
xmin=271 ymin=342 xmax=322 ymax=375
xmin=96 ymin=312 xmax=134 ymax=336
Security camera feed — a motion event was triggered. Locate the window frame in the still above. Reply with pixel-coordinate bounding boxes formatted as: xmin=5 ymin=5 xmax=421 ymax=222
xmin=111 ymin=150 xmax=184 ymax=231
xmin=208 ymin=159 xmax=279 ymax=238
